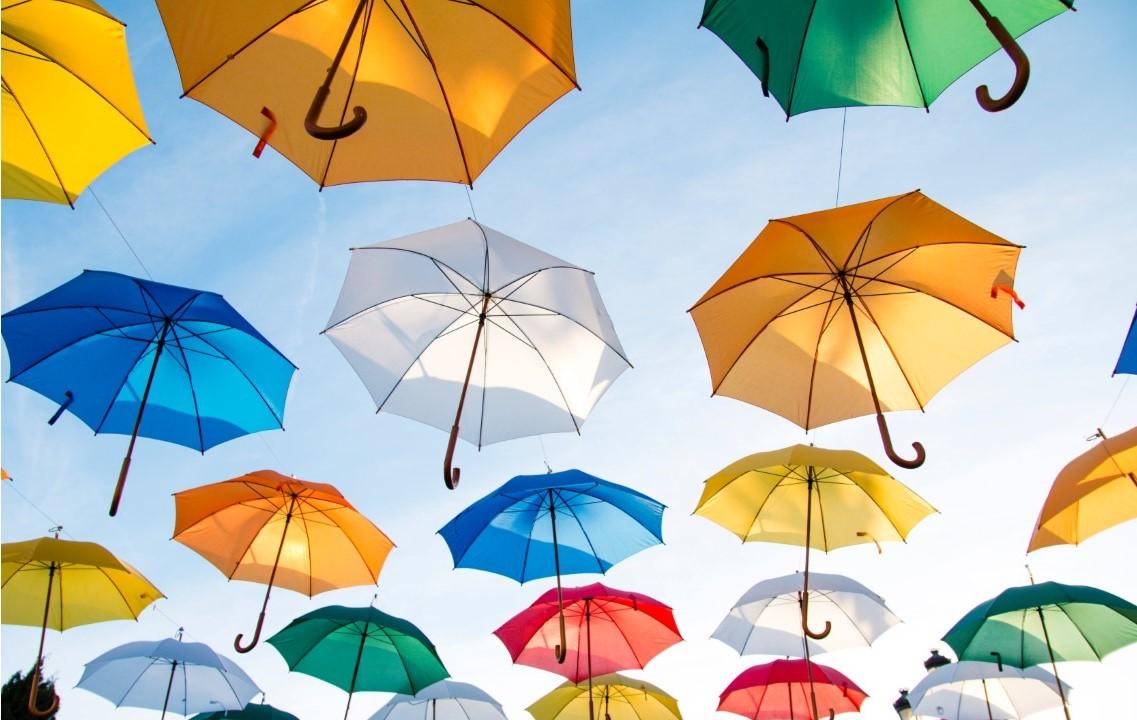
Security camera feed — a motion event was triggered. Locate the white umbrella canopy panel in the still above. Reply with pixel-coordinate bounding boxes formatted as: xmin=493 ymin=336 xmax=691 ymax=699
xmin=368 ymin=679 xmax=507 ymax=720
xmin=324 ymin=219 xmax=630 ymax=488
xmin=907 ymin=661 xmax=1069 ymax=720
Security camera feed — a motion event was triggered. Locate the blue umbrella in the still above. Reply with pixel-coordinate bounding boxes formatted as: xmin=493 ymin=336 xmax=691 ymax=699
xmin=1 ymin=270 xmax=295 ymax=515
xmin=438 ymin=469 xmax=665 ymax=662
xmin=1115 ymin=305 xmax=1136 ymax=376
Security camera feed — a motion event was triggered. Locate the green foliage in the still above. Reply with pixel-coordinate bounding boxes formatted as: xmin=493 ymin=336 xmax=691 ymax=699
xmin=1 ymin=661 xmax=59 ymax=719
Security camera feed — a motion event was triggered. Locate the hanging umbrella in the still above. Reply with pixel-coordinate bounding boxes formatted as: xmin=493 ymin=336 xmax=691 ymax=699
xmin=713 ymin=571 xmax=901 ymax=658
xmin=77 ymin=632 xmax=261 ymax=719
xmin=2 ymin=532 xmax=164 ymax=717
xmin=694 ymin=444 xmax=934 ymax=718
xmin=494 ymin=583 xmax=682 ymax=720
xmin=155 ymin=0 xmax=577 ymax=186
xmin=173 ymin=470 xmax=396 ymax=652
xmin=368 ymin=679 xmax=506 ymax=720
xmin=1114 ymin=306 xmax=1136 ymax=375
xmin=907 ymin=661 xmax=1068 ymax=720
xmin=1028 ymin=426 xmax=1137 ymax=552
xmin=438 ymin=469 xmax=664 ymax=662
xmin=0 ymin=270 xmax=296 ymax=516
xmin=267 ymin=605 xmax=449 ymax=720
xmin=323 ymin=219 xmax=630 ymax=489
xmin=1 ymin=0 xmax=152 ymax=206
xmin=718 ymin=659 xmax=867 ymax=720
xmin=942 ymin=581 xmax=1137 ymax=720
xmin=688 ymin=191 xmax=1022 ymax=468
xmin=527 ymin=673 xmax=682 ymax=720
xmin=698 ymin=0 xmax=1073 ymax=115
xmin=191 ymin=703 xmax=300 ymax=720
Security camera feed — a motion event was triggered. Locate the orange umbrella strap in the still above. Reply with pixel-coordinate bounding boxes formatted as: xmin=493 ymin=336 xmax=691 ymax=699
xmin=991 ymin=284 xmax=1026 ymax=309
xmin=252 ymin=107 xmax=277 ymax=158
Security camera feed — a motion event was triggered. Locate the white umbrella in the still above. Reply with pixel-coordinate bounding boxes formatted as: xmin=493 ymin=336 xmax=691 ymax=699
xmin=323 ymin=219 xmax=630 ymax=489
xmin=368 ymin=679 xmax=506 ymax=720
xmin=713 ymin=571 xmax=901 ymax=656
xmin=907 ymin=661 xmax=1069 ymax=720
xmin=77 ymin=634 xmax=261 ymax=718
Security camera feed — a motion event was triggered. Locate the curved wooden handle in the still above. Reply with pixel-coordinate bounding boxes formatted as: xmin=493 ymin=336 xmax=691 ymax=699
xmin=234 ymin=611 xmax=266 ymax=653
xmin=305 ymin=85 xmax=367 ymax=140
xmin=877 ymin=414 xmax=926 ymax=469
xmin=554 ymin=607 xmax=568 ymax=663
xmin=971 ymin=2 xmax=1031 ymax=112
xmin=110 ymin=456 xmax=130 ymax=516
xmin=28 ymin=665 xmax=60 ymax=717
xmin=801 ymin=594 xmax=833 ymax=640
xmin=444 ymin=423 xmax=461 ymax=490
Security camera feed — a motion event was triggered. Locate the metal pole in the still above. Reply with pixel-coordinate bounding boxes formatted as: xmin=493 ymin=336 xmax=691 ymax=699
xmin=549 ymin=488 xmax=568 ymax=663
xmin=344 ymin=617 xmax=371 ymax=720
xmin=1036 ymin=607 xmax=1073 ymax=720
xmin=111 ymin=319 xmax=171 ymax=515
xmin=443 ymin=294 xmax=491 ymax=489
xmin=802 ymin=470 xmax=821 ymax=720
xmin=586 ymin=599 xmax=594 ymax=720
xmin=27 ymin=557 xmax=59 ymax=717
xmin=159 ymin=660 xmax=178 ymax=720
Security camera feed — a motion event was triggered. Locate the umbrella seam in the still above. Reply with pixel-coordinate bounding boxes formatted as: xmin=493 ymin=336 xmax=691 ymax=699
xmin=166 ymin=324 xmax=207 ymax=452
xmin=0 ymin=74 xmax=73 ymax=205
xmin=464 ymin=1 xmax=579 ymax=88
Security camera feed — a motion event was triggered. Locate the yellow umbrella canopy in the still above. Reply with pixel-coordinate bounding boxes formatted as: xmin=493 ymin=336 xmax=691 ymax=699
xmin=173 ymin=469 xmax=395 ymax=652
xmin=1 ymin=0 xmax=152 ymax=207
xmin=2 ymin=534 xmax=164 ymax=715
xmin=1028 ymin=426 xmax=1137 ymax=552
xmin=528 ymin=673 xmax=682 ymax=720
xmin=689 ymin=190 xmax=1022 ymax=468
xmin=155 ymin=0 xmax=577 ymax=186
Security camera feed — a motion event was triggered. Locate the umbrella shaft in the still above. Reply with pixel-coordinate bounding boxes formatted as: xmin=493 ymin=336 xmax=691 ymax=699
xmin=160 ymin=660 xmax=178 ymax=720
xmin=1036 ymin=608 xmax=1072 ymax=720
xmin=29 ymin=563 xmax=56 ymax=713
xmin=126 ymin=321 xmax=172 ymax=455
xmin=345 ymin=618 xmax=370 ymax=720
xmin=981 ymin=678 xmax=993 ymax=720
xmin=839 ymin=284 xmax=884 ymax=416
xmin=586 ymin=601 xmax=593 ymax=720
xmin=548 ymin=489 xmax=568 ymax=662
xmin=802 ymin=473 xmax=820 ymax=720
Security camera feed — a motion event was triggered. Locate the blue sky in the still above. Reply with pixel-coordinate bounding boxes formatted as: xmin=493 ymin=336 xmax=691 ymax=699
xmin=3 ymin=1 xmax=1136 ymax=718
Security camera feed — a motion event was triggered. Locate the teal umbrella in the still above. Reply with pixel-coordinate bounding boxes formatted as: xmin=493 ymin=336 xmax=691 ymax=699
xmin=942 ymin=581 xmax=1137 ymax=720
xmin=266 ymin=606 xmax=449 ymax=720
xmin=699 ymin=0 xmax=1073 ymax=115
xmin=191 ymin=703 xmax=298 ymax=720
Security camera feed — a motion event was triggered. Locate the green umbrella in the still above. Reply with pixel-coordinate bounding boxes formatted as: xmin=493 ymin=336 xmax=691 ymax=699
xmin=942 ymin=581 xmax=1137 ymax=720
xmin=190 ymin=703 xmax=299 ymax=720
xmin=698 ymin=0 xmax=1073 ymax=115
xmin=266 ymin=606 xmax=449 ymax=720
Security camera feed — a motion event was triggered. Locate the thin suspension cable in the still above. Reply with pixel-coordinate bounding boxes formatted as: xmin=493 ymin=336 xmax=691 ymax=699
xmin=464 ymin=185 xmax=478 ymax=221
xmin=1101 ymin=377 xmax=1129 ymax=429
xmin=538 ymin=436 xmax=552 ymax=473
xmin=834 ymin=108 xmax=847 ymax=207
xmin=88 ymin=185 xmax=153 ymax=279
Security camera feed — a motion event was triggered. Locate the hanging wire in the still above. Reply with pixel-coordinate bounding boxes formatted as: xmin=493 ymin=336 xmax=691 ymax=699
xmin=463 ymin=185 xmax=479 ymax=221
xmin=538 ymin=436 xmax=552 ymax=473
xmin=834 ymin=108 xmax=848 ymax=207
xmin=88 ymin=185 xmax=153 ymax=279
xmin=1100 ymin=377 xmax=1130 ymax=430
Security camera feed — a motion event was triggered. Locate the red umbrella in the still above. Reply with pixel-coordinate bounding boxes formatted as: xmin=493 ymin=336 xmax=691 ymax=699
xmin=494 ymin=583 xmax=682 ymax=719
xmin=719 ymin=659 xmax=867 ymax=720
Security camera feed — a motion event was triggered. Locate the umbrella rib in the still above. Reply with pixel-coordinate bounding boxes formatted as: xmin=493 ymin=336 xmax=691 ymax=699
xmin=485 ymin=316 xmax=534 ymax=349
xmin=437 ymin=315 xmax=483 ymax=340
xmin=381 ymin=0 xmax=428 ymax=55
xmin=592 ymin=599 xmax=651 ymax=668
xmin=166 ymin=325 xmax=207 ymax=452
xmin=464 ymin=1 xmax=579 ymax=88
xmin=112 ymin=655 xmax=164 ymax=707
xmin=5 ymin=320 xmax=164 ymax=383
xmin=743 ymin=472 xmax=786 ymax=540
xmin=690 ymin=271 xmax=834 ymax=311
xmin=340 ymin=247 xmax=482 ymax=301
xmin=840 ymin=191 xmax=918 ymax=270
xmin=182 ymin=330 xmax=287 ymax=429
xmin=556 ymin=488 xmax=604 ymax=573
xmin=784 ymin=0 xmax=821 ymax=118
xmin=90 ymin=340 xmax=162 ymax=435
xmin=319 ymin=0 xmax=373 ymax=189
xmin=475 ymin=219 xmax=491 ymax=292
xmin=846 ymin=289 xmax=926 ymax=412
xmin=387 ymin=630 xmax=420 ymax=693
xmin=493 ymin=295 xmax=632 ymax=366
xmin=892 ymin=1 xmax=930 ymax=109
xmin=847 ymin=272 xmax=1013 ymax=340
xmin=1054 ymin=603 xmax=1108 ymax=661
xmin=0 ymin=75 xmax=72 ymax=205
xmin=496 ymin=313 xmax=581 ymax=435
xmin=805 ymin=279 xmax=845 ymax=430
xmin=490 ymin=265 xmax=592 ymax=297
xmin=368 ymin=310 xmax=474 ymax=412
xmin=97 ymin=565 xmax=144 ymax=620
xmin=850 ymin=248 xmax=918 ymax=293
xmin=515 ymin=498 xmax=543 ymax=582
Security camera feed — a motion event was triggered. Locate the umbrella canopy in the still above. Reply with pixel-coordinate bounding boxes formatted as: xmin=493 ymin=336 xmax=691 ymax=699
xmin=368 ymin=680 xmax=506 ymax=720
xmin=907 ymin=661 xmax=1068 ymax=720
xmin=191 ymin=704 xmax=300 ymax=720
xmin=3 ymin=534 xmax=165 ymax=716
xmin=267 ymin=605 xmax=448 ymax=720
xmin=1028 ymin=426 xmax=1137 ymax=552
xmin=1116 ymin=307 xmax=1137 ymax=375
xmin=155 ymin=0 xmax=577 ymax=186
xmin=718 ymin=659 xmax=867 ymax=720
xmin=77 ymin=635 xmax=261 ymax=719
xmin=1 ymin=0 xmax=152 ymax=206
xmin=698 ymin=0 xmax=1073 ymax=115
xmin=527 ymin=673 xmax=682 ymax=720
xmin=713 ymin=571 xmax=901 ymax=657
xmin=323 ymin=219 xmax=629 ymax=488
xmin=1 ymin=270 xmax=296 ymax=516
xmin=689 ymin=191 xmax=1022 ymax=468
xmin=174 ymin=470 xmax=395 ymax=652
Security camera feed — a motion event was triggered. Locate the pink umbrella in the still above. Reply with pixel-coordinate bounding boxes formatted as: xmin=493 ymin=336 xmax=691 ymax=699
xmin=719 ymin=659 xmax=867 ymax=720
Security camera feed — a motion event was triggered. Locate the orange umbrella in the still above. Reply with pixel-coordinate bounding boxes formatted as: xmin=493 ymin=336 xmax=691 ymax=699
xmin=173 ymin=470 xmax=394 ymax=652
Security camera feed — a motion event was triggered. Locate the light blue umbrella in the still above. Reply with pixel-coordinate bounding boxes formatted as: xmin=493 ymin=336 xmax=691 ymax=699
xmin=77 ymin=634 xmax=261 ymax=719
xmin=369 ymin=680 xmax=506 ymax=720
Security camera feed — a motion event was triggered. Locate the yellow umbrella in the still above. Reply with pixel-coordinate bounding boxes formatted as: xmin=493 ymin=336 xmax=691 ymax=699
xmin=694 ymin=444 xmax=935 ymax=719
xmin=155 ymin=0 xmax=578 ymax=186
xmin=689 ymin=190 xmax=1022 ymax=468
xmin=528 ymin=673 xmax=682 ymax=720
xmin=1028 ymin=426 xmax=1137 ymax=552
xmin=2 ymin=532 xmax=164 ymax=716
xmin=1 ymin=0 xmax=152 ymax=207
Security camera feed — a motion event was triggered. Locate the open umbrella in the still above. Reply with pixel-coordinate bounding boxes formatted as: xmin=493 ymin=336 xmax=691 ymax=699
xmin=695 ymin=444 xmax=934 ymax=718
xmin=713 ymin=571 xmax=901 ymax=658
xmin=191 ymin=703 xmax=299 ymax=720
xmin=1028 ymin=426 xmax=1137 ymax=552
xmin=907 ymin=661 xmax=1068 ymax=720
xmin=689 ymin=191 xmax=1022 ymax=468
xmin=1115 ymin=306 xmax=1136 ymax=376
xmin=494 ymin=583 xmax=682 ymax=720
xmin=698 ymin=0 xmax=1073 ymax=114
xmin=1 ymin=0 xmax=152 ymax=206
xmin=323 ymin=219 xmax=629 ymax=489
xmin=718 ymin=659 xmax=867 ymax=720
xmin=438 ymin=469 xmax=664 ymax=663
xmin=2 ymin=531 xmax=164 ymax=716
xmin=1 ymin=270 xmax=296 ymax=516
xmin=368 ymin=680 xmax=506 ymax=720
xmin=155 ymin=0 xmax=577 ymax=186
xmin=528 ymin=673 xmax=682 ymax=720
xmin=942 ymin=581 xmax=1137 ymax=720
xmin=77 ymin=631 xmax=261 ymax=719
xmin=173 ymin=470 xmax=395 ymax=652
xmin=267 ymin=605 xmax=449 ymax=720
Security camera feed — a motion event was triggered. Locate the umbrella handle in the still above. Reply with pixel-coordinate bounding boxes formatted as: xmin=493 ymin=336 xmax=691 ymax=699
xmin=234 ymin=611 xmax=267 ymax=653
xmin=802 ymin=598 xmax=832 ymax=640
xmin=554 ymin=608 xmax=568 ymax=663
xmin=876 ymin=414 xmax=925 ymax=469
xmin=305 ymin=85 xmax=367 ymax=140
xmin=46 ymin=391 xmax=73 ymax=425
xmin=253 ymin=107 xmax=277 ymax=158
xmin=27 ymin=666 xmax=59 ymax=717
xmin=968 ymin=0 xmax=1030 ymax=112
xmin=990 ymin=650 xmax=1004 ymax=671
xmin=753 ymin=36 xmax=771 ymax=97
xmin=444 ymin=423 xmax=461 ymax=489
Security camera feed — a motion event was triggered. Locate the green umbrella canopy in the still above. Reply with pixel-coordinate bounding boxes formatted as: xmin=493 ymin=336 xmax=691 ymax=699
xmin=191 ymin=704 xmax=299 ymax=720
xmin=942 ymin=581 xmax=1137 ymax=667
xmin=698 ymin=0 xmax=1073 ymax=117
xmin=266 ymin=605 xmax=449 ymax=695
